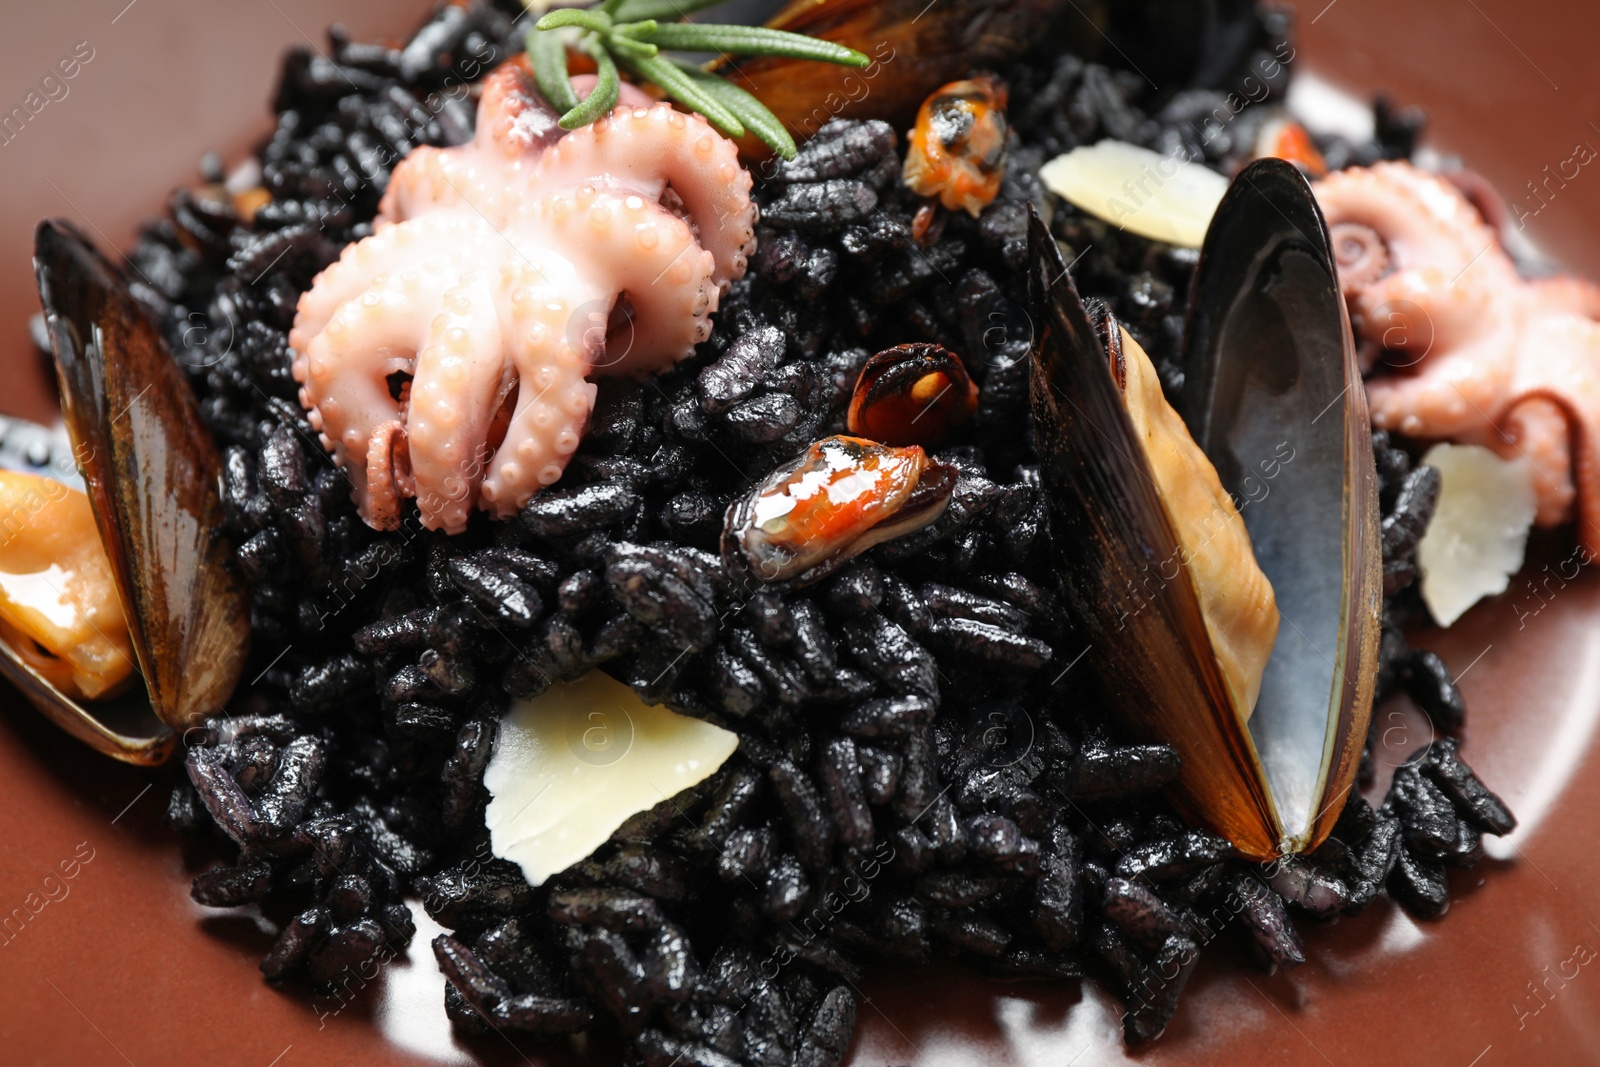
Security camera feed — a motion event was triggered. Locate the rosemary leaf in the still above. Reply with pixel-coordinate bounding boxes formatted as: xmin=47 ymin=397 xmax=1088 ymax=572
xmin=620 ymin=52 xmax=745 ymax=138
xmin=559 ymin=36 xmax=621 ymax=130
xmin=637 ymin=23 xmax=868 ymax=66
xmin=675 ymin=61 xmax=796 ymax=159
xmin=612 ymin=0 xmax=728 ymax=22
xmin=535 ymin=8 xmax=612 ymax=34
xmin=526 ymin=26 xmax=579 ymax=113
xmin=611 ymin=19 xmax=661 ymax=38
xmin=608 ymin=34 xmax=660 ymax=60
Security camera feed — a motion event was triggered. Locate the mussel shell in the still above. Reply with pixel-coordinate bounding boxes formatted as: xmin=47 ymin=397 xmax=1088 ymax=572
xmin=1181 ymin=158 xmax=1380 ymax=856
xmin=1027 ymin=158 xmax=1378 ymax=859
xmin=0 ymin=414 xmax=166 ymax=762
xmin=1028 ymin=207 xmax=1276 ymax=856
xmin=723 ymin=0 xmax=1062 ymax=147
xmin=31 ymin=220 xmax=250 ymax=753
xmin=0 ymin=650 xmax=176 ymax=765
xmin=847 ymin=343 xmax=978 ymax=447
xmin=1104 ymin=0 xmax=1263 ymax=92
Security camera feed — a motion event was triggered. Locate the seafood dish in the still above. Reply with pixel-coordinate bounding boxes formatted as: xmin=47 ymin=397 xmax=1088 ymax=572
xmin=13 ymin=0 xmax=1598 ymax=1061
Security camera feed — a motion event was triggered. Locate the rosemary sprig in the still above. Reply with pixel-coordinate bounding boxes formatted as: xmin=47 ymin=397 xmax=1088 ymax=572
xmin=527 ymin=0 xmax=867 ymax=159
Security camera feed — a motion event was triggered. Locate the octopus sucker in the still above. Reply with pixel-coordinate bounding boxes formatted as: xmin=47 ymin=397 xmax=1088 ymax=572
xmin=1328 ymin=221 xmax=1389 ymax=294
xmin=1315 ymin=161 xmax=1600 ymax=548
xmin=291 ymin=60 xmax=756 ymax=532
xmin=365 ymin=420 xmax=415 ymax=532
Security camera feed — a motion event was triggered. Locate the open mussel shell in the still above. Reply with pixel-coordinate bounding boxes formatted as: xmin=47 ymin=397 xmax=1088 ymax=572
xmin=1028 ymin=158 xmax=1379 ymax=859
xmin=0 ymin=417 xmax=171 ymax=764
xmin=25 ymin=220 xmax=250 ymax=765
xmin=1182 ymin=160 xmax=1381 ymax=855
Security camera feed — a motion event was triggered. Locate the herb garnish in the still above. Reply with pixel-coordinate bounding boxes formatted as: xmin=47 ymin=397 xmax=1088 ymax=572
xmin=526 ymin=0 xmax=868 ymax=160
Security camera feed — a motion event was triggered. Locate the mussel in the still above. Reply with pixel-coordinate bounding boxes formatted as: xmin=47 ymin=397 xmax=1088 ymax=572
xmin=1029 ymin=159 xmax=1380 ymax=859
xmin=847 ymin=343 xmax=978 ymax=447
xmin=903 ymin=75 xmax=1011 ymax=217
xmin=10 ymin=220 xmax=252 ymax=765
xmin=722 ymin=435 xmax=956 ymax=589
xmin=722 ymin=0 xmax=1062 ymax=145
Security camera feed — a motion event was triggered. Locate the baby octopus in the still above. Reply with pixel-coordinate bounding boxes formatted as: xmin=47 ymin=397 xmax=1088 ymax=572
xmin=290 ymin=59 xmax=757 ymax=533
xmin=1315 ymin=161 xmax=1600 ymax=551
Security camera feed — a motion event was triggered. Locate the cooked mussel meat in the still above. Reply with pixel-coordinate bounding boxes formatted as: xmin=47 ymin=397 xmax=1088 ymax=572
xmin=722 ymin=435 xmax=956 ymax=589
xmin=1028 ymin=158 xmax=1379 ymax=860
xmin=0 ymin=471 xmax=135 ymax=702
xmin=903 ymin=75 xmax=1010 ymax=217
xmin=847 ymin=343 xmax=979 ymax=447
xmin=1089 ymin=303 xmax=1279 ymax=724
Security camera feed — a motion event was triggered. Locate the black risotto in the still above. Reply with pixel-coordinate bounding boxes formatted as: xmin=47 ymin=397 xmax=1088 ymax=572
xmin=116 ymin=2 xmax=1518 ymax=1061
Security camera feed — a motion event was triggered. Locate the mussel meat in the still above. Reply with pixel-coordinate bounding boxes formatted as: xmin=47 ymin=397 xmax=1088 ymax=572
xmin=0 ymin=471 xmax=136 ymax=702
xmin=903 ymin=75 xmax=1010 ymax=217
xmin=14 ymin=220 xmax=252 ymax=765
xmin=847 ymin=343 xmax=979 ymax=447
xmin=1093 ymin=305 xmax=1280 ymax=723
xmin=1253 ymin=114 xmax=1328 ymax=179
xmin=722 ymin=435 xmax=956 ymax=589
xmin=1029 ymin=159 xmax=1379 ymax=860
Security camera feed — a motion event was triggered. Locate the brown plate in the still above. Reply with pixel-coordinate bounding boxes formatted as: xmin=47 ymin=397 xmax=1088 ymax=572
xmin=3 ymin=1 xmax=1600 ymax=1064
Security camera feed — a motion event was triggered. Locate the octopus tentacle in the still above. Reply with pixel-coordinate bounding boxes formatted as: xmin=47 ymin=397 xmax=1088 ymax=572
xmin=1505 ymin=391 xmax=1600 ymax=550
xmin=379 ymin=93 xmax=545 ymax=226
xmin=378 ymin=145 xmax=466 ymax=223
xmin=408 ymin=277 xmax=507 ymax=534
xmin=1328 ymin=221 xmax=1389 ymax=295
xmin=1487 ymin=397 xmax=1576 ymax=526
xmin=541 ymin=186 xmax=719 ymax=377
xmin=378 ymin=69 xmax=659 ymax=229
xmin=378 ymin=61 xmax=560 ymax=226
xmin=1315 ymin=162 xmax=1516 ymax=290
xmin=1355 ymin=266 xmax=1499 ymax=355
xmin=1364 ymin=324 xmax=1519 ymax=439
xmin=290 ymin=234 xmax=402 ymax=365
xmin=366 ymin=420 xmax=414 ymax=531
xmin=294 ymin=215 xmax=477 ymax=372
xmin=298 ymin=283 xmax=432 ymax=509
xmin=535 ymin=103 xmax=757 ymax=288
xmin=480 ymin=289 xmax=597 ymax=517
xmin=477 ymin=57 xmax=564 ymax=159
xmin=1508 ymin=315 xmax=1600 ymax=549
xmin=1317 ymin=160 xmax=1600 ymax=549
